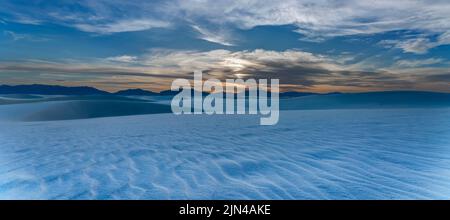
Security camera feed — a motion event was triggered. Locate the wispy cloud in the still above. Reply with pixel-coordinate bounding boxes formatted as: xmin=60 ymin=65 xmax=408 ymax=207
xmin=0 ymin=61 xmax=181 ymax=78
xmin=379 ymin=32 xmax=450 ymax=54
xmin=3 ymin=31 xmax=27 ymax=41
xmin=395 ymin=38 xmax=434 ymax=54
xmin=191 ymin=25 xmax=235 ymax=46
xmin=7 ymin=13 xmax=42 ymax=25
xmin=395 ymin=58 xmax=443 ymax=67
xmin=74 ymin=19 xmax=170 ymax=34
xmin=0 ymin=1 xmax=170 ymax=34
xmin=3 ymin=0 xmax=450 ymax=42
xmin=3 ymin=30 xmax=49 ymax=42
xmin=171 ymin=0 xmax=450 ymax=48
xmin=105 ymin=55 xmax=138 ymax=63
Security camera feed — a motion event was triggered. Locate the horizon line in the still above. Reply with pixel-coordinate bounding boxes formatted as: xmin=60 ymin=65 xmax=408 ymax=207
xmin=1 ymin=83 xmax=450 ymax=95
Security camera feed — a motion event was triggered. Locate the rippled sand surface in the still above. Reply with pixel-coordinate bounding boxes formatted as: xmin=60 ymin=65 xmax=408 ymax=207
xmin=1 ymin=108 xmax=450 ymax=199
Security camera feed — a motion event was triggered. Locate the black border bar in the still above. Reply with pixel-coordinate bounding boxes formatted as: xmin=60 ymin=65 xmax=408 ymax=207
xmin=0 ymin=200 xmax=448 ymax=218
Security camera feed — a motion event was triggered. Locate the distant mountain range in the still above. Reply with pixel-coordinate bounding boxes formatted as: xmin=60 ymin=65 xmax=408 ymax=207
xmin=0 ymin=84 xmax=109 ymax=96
xmin=113 ymin=88 xmax=159 ymax=96
xmin=1 ymin=85 xmax=450 ymax=108
xmin=0 ymin=84 xmax=324 ymax=97
xmin=280 ymin=91 xmax=450 ymax=109
xmin=1 ymin=84 xmax=450 ymax=110
xmin=0 ymin=84 xmax=215 ymax=96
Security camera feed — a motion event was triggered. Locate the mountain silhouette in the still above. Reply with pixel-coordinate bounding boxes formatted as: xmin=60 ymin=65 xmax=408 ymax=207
xmin=0 ymin=84 xmax=109 ymax=95
xmin=114 ymin=88 xmax=159 ymax=96
xmin=2 ymin=84 xmax=450 ymax=110
xmin=280 ymin=91 xmax=450 ymax=109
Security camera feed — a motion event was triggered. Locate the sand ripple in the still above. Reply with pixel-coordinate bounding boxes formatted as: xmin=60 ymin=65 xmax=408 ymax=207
xmin=1 ymin=109 xmax=450 ymax=199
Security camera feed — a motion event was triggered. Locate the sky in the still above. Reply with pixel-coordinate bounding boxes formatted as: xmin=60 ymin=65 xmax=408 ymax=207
xmin=0 ymin=0 xmax=449 ymax=92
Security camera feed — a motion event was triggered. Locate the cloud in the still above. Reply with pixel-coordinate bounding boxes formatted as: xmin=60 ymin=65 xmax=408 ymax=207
xmin=396 ymin=38 xmax=434 ymax=54
xmin=139 ymin=49 xmax=333 ymax=81
xmin=423 ymin=73 xmax=450 ymax=83
xmin=395 ymin=58 xmax=443 ymax=67
xmin=0 ymin=61 xmax=183 ymax=79
xmin=3 ymin=31 xmax=27 ymax=41
xmin=3 ymin=30 xmax=49 ymax=42
xmin=172 ymin=1 xmax=450 ymax=33
xmin=191 ymin=25 xmax=235 ymax=46
xmin=7 ymin=13 xmax=42 ymax=25
xmin=102 ymin=49 xmax=450 ymax=92
xmin=3 ymin=48 xmax=449 ymax=92
xmin=1 ymin=0 xmax=449 ymax=56
xmin=379 ymin=32 xmax=450 ymax=54
xmin=74 ymin=19 xmax=170 ymax=34
xmin=105 ymin=55 xmax=138 ymax=63
xmin=0 ymin=1 xmax=170 ymax=34
xmin=3 ymin=0 xmax=450 ymax=44
xmin=169 ymin=0 xmax=450 ymax=49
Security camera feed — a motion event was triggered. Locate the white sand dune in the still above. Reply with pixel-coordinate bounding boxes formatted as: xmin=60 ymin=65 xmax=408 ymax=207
xmin=1 ymin=104 xmax=450 ymax=199
xmin=0 ymin=99 xmax=171 ymax=122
